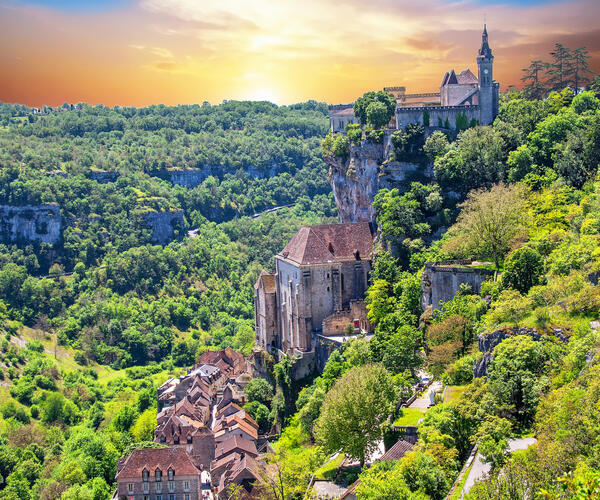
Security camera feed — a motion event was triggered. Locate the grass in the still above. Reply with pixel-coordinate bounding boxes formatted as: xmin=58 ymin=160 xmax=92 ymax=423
xmin=444 ymin=385 xmax=467 ymax=403
xmin=448 ymin=459 xmax=474 ymax=500
xmin=393 ymin=407 xmax=427 ymax=427
xmin=314 ymin=453 xmax=346 ymax=480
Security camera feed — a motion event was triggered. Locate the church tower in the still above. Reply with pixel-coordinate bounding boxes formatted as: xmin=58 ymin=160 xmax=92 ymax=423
xmin=477 ymin=25 xmax=497 ymax=125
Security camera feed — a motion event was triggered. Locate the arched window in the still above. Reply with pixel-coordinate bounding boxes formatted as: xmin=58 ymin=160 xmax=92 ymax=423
xmin=168 ymin=468 xmax=175 ymax=481
xmin=155 ymin=468 xmax=162 ymax=482
xmin=142 ymin=469 xmax=149 ymax=482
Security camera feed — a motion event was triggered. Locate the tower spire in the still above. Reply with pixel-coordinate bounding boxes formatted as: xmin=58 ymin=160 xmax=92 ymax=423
xmin=478 ymin=24 xmax=492 ymax=58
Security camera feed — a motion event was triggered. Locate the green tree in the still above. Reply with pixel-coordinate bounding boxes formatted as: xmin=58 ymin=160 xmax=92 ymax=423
xmin=245 ymin=378 xmax=273 ymax=406
xmin=443 ymin=183 xmax=527 ymax=269
xmin=502 ymin=247 xmax=545 ymax=294
xmin=398 ymin=451 xmax=449 ymax=500
xmin=366 ymin=101 xmax=389 ymax=129
xmin=522 ymin=60 xmax=548 ymax=99
xmin=475 ymin=416 xmax=512 ymax=468
xmin=315 ymin=364 xmax=397 ymax=466
xmin=355 ymin=461 xmax=427 ymax=500
xmin=353 ymin=91 xmax=396 ymax=127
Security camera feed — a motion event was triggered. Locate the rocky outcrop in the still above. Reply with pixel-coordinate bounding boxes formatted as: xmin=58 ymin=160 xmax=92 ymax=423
xmin=142 ymin=210 xmax=185 ymax=245
xmin=421 ymin=260 xmax=495 ymax=311
xmin=89 ymin=170 xmax=119 ymax=183
xmin=326 ymin=135 xmax=433 ymax=223
xmin=167 ymin=167 xmax=213 ymax=188
xmin=0 ymin=205 xmax=61 ymax=245
xmin=474 ymin=327 xmax=570 ymax=378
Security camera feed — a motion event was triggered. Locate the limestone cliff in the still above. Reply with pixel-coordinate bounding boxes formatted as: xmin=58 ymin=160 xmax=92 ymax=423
xmin=162 ymin=164 xmax=282 ymax=189
xmin=0 ymin=205 xmax=62 ymax=245
xmin=473 ymin=327 xmax=570 ymax=378
xmin=142 ymin=210 xmax=185 ymax=245
xmin=326 ymin=136 xmax=433 ymax=223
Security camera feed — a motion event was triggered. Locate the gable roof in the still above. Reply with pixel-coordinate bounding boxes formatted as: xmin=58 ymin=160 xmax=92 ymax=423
xmin=278 ymin=223 xmax=373 ymax=265
xmin=447 ymin=69 xmax=458 ymax=85
xmin=378 ymin=439 xmax=414 ymax=462
xmin=456 ymin=69 xmax=478 ymax=85
xmin=116 ymin=447 xmax=200 ymax=480
xmin=215 ymin=436 xmax=258 ymax=459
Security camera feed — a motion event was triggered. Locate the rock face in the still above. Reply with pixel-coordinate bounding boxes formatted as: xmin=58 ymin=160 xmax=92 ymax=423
xmin=474 ymin=327 xmax=570 ymax=378
xmin=421 ymin=260 xmax=495 ymax=311
xmin=142 ymin=210 xmax=185 ymax=245
xmin=167 ymin=167 xmax=213 ymax=188
xmin=326 ymin=135 xmax=432 ymax=223
xmin=89 ymin=170 xmax=119 ymax=183
xmin=0 ymin=205 xmax=61 ymax=245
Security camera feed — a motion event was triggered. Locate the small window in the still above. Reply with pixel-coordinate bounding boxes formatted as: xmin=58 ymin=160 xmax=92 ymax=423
xmin=155 ymin=469 xmax=162 ymax=482
xmin=327 ymin=287 xmax=330 ymax=292
xmin=168 ymin=469 xmax=174 ymax=481
xmin=156 ymin=482 xmax=162 ymax=493
xmin=142 ymin=470 xmax=149 ymax=482
xmin=128 ymin=483 xmax=134 ymax=493
xmin=169 ymin=495 xmax=175 ymax=500
xmin=169 ymin=481 xmax=175 ymax=492
xmin=184 ymin=481 xmax=190 ymax=491
xmin=157 ymin=496 xmax=162 ymax=500
xmin=144 ymin=496 xmax=149 ymax=500
xmin=185 ymin=495 xmax=190 ymax=500
xmin=143 ymin=483 xmax=149 ymax=494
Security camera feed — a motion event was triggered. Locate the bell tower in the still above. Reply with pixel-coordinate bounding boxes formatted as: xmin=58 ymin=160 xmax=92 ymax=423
xmin=477 ymin=24 xmax=495 ymax=125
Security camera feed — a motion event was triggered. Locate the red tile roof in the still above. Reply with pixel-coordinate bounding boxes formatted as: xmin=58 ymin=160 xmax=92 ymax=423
xmin=279 ymin=223 xmax=373 ymax=265
xmin=116 ymin=447 xmax=201 ymax=479
xmin=378 ymin=439 xmax=414 ymax=462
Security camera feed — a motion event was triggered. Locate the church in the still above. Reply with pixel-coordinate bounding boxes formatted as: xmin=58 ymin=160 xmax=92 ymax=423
xmin=329 ymin=25 xmax=499 ymax=133
xmin=254 ymin=223 xmax=374 ymax=358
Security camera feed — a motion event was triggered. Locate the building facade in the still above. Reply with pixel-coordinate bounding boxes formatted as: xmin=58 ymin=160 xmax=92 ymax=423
xmin=328 ymin=26 xmax=499 ymax=133
xmin=115 ymin=447 xmax=204 ymax=500
xmin=254 ymin=223 xmax=374 ymax=355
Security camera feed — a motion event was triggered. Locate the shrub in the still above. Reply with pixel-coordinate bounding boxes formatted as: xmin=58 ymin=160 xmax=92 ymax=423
xmin=502 ymin=247 xmax=545 ymax=294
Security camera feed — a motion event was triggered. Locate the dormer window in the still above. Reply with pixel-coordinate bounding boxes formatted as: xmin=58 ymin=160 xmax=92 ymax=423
xmin=155 ymin=469 xmax=162 ymax=482
xmin=168 ymin=468 xmax=174 ymax=481
xmin=142 ymin=469 xmax=149 ymax=482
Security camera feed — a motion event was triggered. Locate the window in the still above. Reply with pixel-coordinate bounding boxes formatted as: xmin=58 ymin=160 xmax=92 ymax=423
xmin=155 ymin=469 xmax=162 ymax=482
xmin=128 ymin=483 xmax=134 ymax=493
xmin=168 ymin=469 xmax=174 ymax=481
xmin=144 ymin=496 xmax=149 ymax=500
xmin=157 ymin=496 xmax=162 ymax=500
xmin=169 ymin=496 xmax=175 ymax=500
xmin=169 ymin=481 xmax=175 ymax=492
xmin=142 ymin=470 xmax=149 ymax=482
xmin=185 ymin=495 xmax=190 ymax=500
xmin=156 ymin=482 xmax=162 ymax=493
xmin=143 ymin=483 xmax=149 ymax=494
xmin=184 ymin=481 xmax=189 ymax=491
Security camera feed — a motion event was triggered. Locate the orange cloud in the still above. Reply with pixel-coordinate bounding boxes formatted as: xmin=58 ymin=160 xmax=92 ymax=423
xmin=0 ymin=0 xmax=599 ymax=106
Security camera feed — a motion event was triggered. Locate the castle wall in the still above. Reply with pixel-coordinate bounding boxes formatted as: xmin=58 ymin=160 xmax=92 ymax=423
xmin=421 ymin=260 xmax=495 ymax=311
xmin=254 ymin=281 xmax=278 ymax=351
xmin=396 ymin=105 xmax=480 ymax=129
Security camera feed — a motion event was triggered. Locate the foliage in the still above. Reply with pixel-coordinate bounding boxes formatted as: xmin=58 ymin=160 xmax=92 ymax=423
xmin=502 ymin=246 xmax=545 ymax=294
xmin=353 ymin=91 xmax=396 ymax=128
xmin=314 ymin=364 xmax=397 ymax=465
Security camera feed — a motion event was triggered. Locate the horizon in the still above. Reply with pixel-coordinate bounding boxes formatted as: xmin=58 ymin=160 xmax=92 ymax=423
xmin=1 ymin=0 xmax=599 ymax=107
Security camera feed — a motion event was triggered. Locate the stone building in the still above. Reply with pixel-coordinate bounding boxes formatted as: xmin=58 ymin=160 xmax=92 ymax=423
xmin=254 ymin=222 xmax=374 ymax=355
xmin=115 ymin=447 xmax=204 ymax=500
xmin=328 ymin=25 xmax=499 ymax=132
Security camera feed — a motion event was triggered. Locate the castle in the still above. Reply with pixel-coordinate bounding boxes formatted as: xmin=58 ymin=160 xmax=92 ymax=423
xmin=254 ymin=223 xmax=374 ymax=358
xmin=329 ymin=25 xmax=499 ymax=132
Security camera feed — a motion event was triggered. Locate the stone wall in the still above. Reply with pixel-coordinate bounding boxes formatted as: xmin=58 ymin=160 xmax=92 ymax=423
xmin=0 ymin=204 xmax=61 ymax=245
xmin=322 ymin=300 xmax=371 ymax=336
xmin=421 ymin=260 xmax=495 ymax=311
xmin=396 ymin=105 xmax=479 ymax=129
xmin=88 ymin=170 xmax=119 ymax=183
xmin=142 ymin=210 xmax=185 ymax=245
xmin=474 ymin=327 xmax=570 ymax=378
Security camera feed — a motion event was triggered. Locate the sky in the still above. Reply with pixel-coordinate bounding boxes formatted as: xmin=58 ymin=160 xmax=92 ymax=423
xmin=1 ymin=0 xmax=599 ymax=107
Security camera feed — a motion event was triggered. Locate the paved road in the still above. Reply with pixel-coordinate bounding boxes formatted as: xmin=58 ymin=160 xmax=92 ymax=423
xmin=461 ymin=438 xmax=537 ymax=497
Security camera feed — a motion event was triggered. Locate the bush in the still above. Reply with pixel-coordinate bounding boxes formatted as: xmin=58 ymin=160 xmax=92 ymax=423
xmin=502 ymin=247 xmax=545 ymax=294
xmin=442 ymin=354 xmax=478 ymax=385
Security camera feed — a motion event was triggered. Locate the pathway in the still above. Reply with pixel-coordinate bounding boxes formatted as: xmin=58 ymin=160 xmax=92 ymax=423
xmin=461 ymin=438 xmax=537 ymax=497
xmin=408 ymin=380 xmax=443 ymax=410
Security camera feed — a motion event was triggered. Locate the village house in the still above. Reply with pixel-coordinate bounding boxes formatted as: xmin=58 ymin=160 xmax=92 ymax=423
xmin=115 ymin=447 xmax=205 ymax=500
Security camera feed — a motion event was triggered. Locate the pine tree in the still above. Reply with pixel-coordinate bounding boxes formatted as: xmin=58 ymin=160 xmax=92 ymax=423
xmin=521 ymin=60 xmax=548 ymax=99
xmin=545 ymin=43 xmax=574 ymax=92
xmin=572 ymin=47 xmax=595 ymax=93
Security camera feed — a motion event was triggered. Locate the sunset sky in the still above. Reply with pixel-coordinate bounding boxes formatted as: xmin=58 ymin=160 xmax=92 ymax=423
xmin=1 ymin=0 xmax=599 ymax=107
